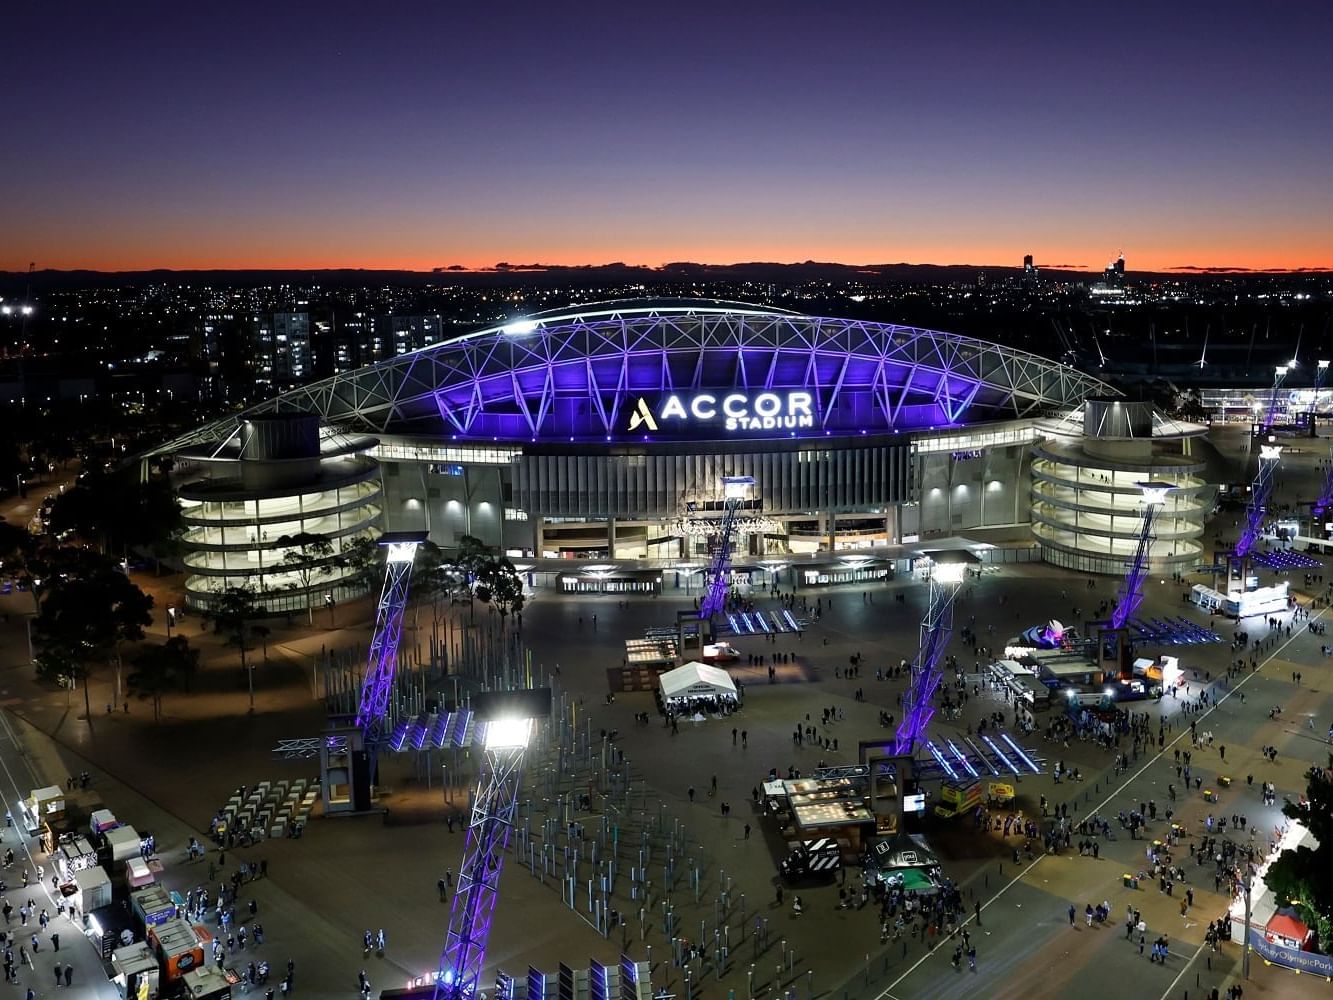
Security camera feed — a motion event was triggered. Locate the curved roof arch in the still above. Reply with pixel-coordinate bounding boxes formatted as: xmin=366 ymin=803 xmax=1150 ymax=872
xmin=157 ymin=300 xmax=1117 ymax=452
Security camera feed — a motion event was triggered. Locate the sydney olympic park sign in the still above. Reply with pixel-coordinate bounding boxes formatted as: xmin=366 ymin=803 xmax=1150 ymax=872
xmin=627 ymin=391 xmax=817 ymax=434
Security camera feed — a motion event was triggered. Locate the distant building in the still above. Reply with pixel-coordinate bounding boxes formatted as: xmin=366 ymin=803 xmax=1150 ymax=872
xmin=1104 ymin=253 xmax=1126 ymax=286
xmin=257 ymin=312 xmax=312 ymax=386
xmin=1022 ymin=254 xmax=1038 ymax=286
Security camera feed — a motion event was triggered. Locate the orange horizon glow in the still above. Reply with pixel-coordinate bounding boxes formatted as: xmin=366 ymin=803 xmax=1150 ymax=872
xmin=5 ymin=243 xmax=1332 ymax=275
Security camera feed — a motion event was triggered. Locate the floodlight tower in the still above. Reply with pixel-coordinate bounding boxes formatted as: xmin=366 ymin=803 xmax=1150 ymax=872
xmin=894 ymin=558 xmax=967 ymax=756
xmin=1307 ymin=359 xmax=1330 ymax=434
xmin=1110 ymin=483 xmax=1173 ymax=629
xmin=1235 ymin=443 xmax=1283 ymax=560
xmin=354 ymin=531 xmax=429 ymax=748
xmin=435 ymin=689 xmax=551 ymax=1000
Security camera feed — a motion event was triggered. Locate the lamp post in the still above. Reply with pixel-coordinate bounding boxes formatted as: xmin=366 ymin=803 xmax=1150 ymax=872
xmin=166 ymin=606 xmax=176 ymax=639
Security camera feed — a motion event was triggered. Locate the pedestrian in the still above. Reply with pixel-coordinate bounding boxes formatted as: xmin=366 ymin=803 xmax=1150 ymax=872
xmin=744 ymin=823 xmax=751 ymax=840
xmin=1068 ymin=904 xmax=1076 ymax=926
xmin=53 ymin=965 xmax=60 ymax=989
xmin=50 ymin=933 xmax=57 ymax=952
xmin=63 ymin=964 xmax=72 ymax=987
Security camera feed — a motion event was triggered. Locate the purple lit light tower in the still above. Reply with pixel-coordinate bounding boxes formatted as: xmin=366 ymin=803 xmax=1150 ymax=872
xmin=354 ymin=531 xmax=428 ymax=750
xmin=1110 ymin=483 xmax=1173 ymax=629
xmin=1235 ymin=365 xmax=1293 ymax=560
xmin=894 ymin=557 xmax=968 ymax=756
xmin=698 ymin=476 xmax=755 ymax=621
xmin=436 ymin=689 xmax=550 ymax=1000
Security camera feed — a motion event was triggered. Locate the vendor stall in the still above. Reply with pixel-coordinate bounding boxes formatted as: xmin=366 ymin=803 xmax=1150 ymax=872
xmin=105 ymin=824 xmax=141 ymax=863
xmin=149 ymin=918 xmax=208 ymax=982
xmin=110 ymin=941 xmax=160 ymax=1000
xmin=90 ymin=809 xmax=118 ymax=835
xmin=126 ymin=857 xmax=155 ymax=889
xmin=20 ymin=785 xmax=63 ymax=835
xmin=131 ymin=885 xmax=176 ymax=928
xmin=659 ymin=661 xmax=739 ymax=715
xmin=87 ymin=901 xmax=138 ymax=960
xmin=72 ymin=865 xmax=113 ymax=917
xmin=56 ymin=836 xmax=98 ymax=881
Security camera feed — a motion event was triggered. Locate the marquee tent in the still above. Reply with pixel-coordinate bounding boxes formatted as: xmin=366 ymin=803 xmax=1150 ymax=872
xmin=659 ymin=661 xmax=738 ymax=707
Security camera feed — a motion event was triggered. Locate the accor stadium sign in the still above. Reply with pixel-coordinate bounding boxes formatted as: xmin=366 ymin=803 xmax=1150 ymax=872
xmin=628 ymin=391 xmax=816 ymax=433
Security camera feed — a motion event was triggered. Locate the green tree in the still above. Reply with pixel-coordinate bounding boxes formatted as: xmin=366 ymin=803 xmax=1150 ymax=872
xmin=1267 ymin=768 xmax=1333 ymax=948
xmin=48 ymin=469 xmax=183 ymax=566
xmin=474 ymin=556 xmax=526 ymax=624
xmin=275 ymin=532 xmax=343 ymax=625
xmin=33 ymin=563 xmax=154 ymax=722
xmin=443 ymin=534 xmax=492 ymax=623
xmin=209 ymin=586 xmax=264 ymax=712
xmin=34 ymin=642 xmax=81 ymax=708
xmin=343 ymin=535 xmax=386 ymax=594
xmin=130 ymin=636 xmax=200 ymax=721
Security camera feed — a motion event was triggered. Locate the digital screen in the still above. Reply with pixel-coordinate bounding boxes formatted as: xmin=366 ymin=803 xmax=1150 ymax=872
xmin=903 ymin=793 xmax=926 ymax=813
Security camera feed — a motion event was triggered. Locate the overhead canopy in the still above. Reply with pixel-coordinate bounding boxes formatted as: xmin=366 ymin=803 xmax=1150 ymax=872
xmin=660 ymin=661 xmax=738 ymax=701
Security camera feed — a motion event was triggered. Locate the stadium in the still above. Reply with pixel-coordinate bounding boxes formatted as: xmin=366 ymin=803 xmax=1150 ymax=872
xmin=150 ymin=300 xmax=1211 ymax=612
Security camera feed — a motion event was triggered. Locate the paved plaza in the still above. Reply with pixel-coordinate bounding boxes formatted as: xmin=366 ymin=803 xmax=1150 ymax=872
xmin=0 ymin=425 xmax=1332 ymax=999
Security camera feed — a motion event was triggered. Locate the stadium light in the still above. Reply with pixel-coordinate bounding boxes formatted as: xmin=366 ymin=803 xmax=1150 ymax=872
xmin=931 ymin=561 xmax=967 ymax=585
xmin=502 ymin=319 xmax=538 ymax=336
xmin=483 ymin=717 xmax=531 ymax=749
xmin=1260 ymin=444 xmax=1283 ymax=462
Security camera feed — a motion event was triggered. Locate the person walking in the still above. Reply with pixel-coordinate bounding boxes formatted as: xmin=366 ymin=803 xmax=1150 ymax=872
xmin=1068 ymin=904 xmax=1076 ymax=926
xmin=52 ymin=965 xmax=60 ymax=989
xmin=63 ymin=964 xmax=72 ymax=988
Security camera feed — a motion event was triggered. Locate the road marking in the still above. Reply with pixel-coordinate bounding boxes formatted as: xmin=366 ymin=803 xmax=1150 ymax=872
xmin=870 ymin=607 xmax=1324 ymax=1000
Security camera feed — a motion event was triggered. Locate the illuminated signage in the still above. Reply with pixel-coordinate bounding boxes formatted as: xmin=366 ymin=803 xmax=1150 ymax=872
xmin=628 ymin=391 xmax=816 ymax=433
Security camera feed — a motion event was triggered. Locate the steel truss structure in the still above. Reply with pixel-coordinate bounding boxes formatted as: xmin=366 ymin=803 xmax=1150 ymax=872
xmin=894 ymin=568 xmax=965 ymax=755
xmin=699 ymin=498 xmax=741 ymax=620
xmin=1235 ymin=367 xmax=1291 ymax=560
xmin=355 ymin=534 xmax=427 ymax=748
xmin=150 ymin=301 xmax=1115 ymax=454
xmin=1111 ymin=487 xmax=1170 ymax=629
xmin=436 ymin=732 xmax=528 ymax=1000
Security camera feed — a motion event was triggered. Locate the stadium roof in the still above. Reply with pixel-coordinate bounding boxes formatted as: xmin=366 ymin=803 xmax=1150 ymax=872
xmin=154 ymin=300 xmax=1116 ymax=451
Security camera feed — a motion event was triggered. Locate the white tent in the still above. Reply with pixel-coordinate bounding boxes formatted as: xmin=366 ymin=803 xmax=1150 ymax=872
xmin=660 ymin=661 xmax=738 ymax=703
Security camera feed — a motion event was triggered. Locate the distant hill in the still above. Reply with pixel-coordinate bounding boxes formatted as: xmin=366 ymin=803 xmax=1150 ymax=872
xmin=3 ymin=260 xmax=1329 ymax=292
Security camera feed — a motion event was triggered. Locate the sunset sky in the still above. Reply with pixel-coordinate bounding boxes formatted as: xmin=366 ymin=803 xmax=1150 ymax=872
xmin=5 ymin=2 xmax=1332 ymax=273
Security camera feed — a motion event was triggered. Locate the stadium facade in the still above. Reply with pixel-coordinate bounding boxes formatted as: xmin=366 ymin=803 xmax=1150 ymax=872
xmin=151 ymin=301 xmax=1209 ymax=610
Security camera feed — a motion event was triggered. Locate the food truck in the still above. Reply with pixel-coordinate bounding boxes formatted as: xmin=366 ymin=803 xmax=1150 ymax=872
xmin=105 ymin=824 xmax=142 ymax=863
xmin=20 ymin=785 xmax=64 ymax=836
xmin=56 ymin=836 xmax=99 ymax=881
xmin=110 ymin=941 xmax=160 ymax=1000
xmin=779 ymin=837 xmax=842 ymax=881
xmin=126 ymin=857 xmax=155 ymax=890
xmin=181 ymin=965 xmax=233 ymax=1000
xmin=148 ymin=918 xmax=209 ymax=982
xmin=90 ymin=808 xmax=118 ymax=834
xmin=87 ymin=901 xmax=139 ymax=960
xmin=131 ymin=885 xmax=176 ymax=928
xmin=71 ymin=865 xmax=113 ymax=917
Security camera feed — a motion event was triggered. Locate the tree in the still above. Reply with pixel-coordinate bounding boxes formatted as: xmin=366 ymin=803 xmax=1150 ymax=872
xmin=130 ymin=636 xmax=200 ymax=721
xmin=474 ymin=556 xmax=526 ymax=624
xmin=34 ymin=642 xmax=81 ymax=708
xmin=343 ymin=535 xmax=386 ymax=594
xmin=33 ymin=562 xmax=154 ymax=722
xmin=48 ymin=469 xmax=183 ymax=566
xmin=1267 ymin=768 xmax=1333 ymax=948
xmin=210 ymin=586 xmax=263 ymax=712
xmin=275 ymin=532 xmax=343 ymax=625
xmin=442 ymin=534 xmax=492 ymax=623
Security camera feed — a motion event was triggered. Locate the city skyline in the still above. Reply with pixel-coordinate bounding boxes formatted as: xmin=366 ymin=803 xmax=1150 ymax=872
xmin=5 ymin=3 xmax=1332 ymax=273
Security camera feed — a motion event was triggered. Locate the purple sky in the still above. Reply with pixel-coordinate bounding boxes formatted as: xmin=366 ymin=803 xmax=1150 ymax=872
xmin=5 ymin=2 xmax=1332 ymax=271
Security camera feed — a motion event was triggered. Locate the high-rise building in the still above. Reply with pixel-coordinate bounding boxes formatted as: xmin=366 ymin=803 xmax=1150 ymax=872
xmin=1104 ymin=253 xmax=1126 ymax=285
xmin=256 ymin=312 xmax=312 ymax=387
xmin=1022 ymin=254 xmax=1038 ymax=286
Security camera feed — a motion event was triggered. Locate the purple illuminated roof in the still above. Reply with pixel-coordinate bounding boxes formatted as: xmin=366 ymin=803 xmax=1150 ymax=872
xmin=156 ymin=300 xmax=1114 ymax=451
